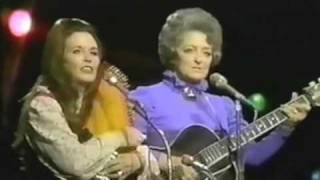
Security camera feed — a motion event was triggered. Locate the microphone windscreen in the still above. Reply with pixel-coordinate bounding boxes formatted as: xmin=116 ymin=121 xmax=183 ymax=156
xmin=209 ymin=73 xmax=228 ymax=87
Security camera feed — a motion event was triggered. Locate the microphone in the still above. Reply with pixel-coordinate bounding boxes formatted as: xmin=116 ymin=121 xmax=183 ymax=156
xmin=209 ymin=73 xmax=256 ymax=109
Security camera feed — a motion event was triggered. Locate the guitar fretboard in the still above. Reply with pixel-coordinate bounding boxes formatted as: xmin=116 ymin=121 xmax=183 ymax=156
xmin=197 ymin=95 xmax=309 ymax=166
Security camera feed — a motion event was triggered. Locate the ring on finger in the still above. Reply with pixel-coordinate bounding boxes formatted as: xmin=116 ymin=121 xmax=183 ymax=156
xmin=117 ymin=170 xmax=123 ymax=176
xmin=109 ymin=151 xmax=119 ymax=160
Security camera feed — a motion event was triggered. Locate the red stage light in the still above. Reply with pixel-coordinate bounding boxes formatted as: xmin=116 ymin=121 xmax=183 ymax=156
xmin=8 ymin=9 xmax=32 ymax=37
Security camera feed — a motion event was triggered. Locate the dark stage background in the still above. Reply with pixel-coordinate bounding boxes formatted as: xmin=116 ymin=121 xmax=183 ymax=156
xmin=1 ymin=0 xmax=320 ymax=179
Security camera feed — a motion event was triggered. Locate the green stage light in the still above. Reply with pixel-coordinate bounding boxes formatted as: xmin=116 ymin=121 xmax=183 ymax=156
xmin=249 ymin=93 xmax=268 ymax=112
xmin=312 ymin=169 xmax=320 ymax=180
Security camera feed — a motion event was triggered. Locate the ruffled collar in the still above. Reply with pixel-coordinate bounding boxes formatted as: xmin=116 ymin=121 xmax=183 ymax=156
xmin=163 ymin=70 xmax=208 ymax=98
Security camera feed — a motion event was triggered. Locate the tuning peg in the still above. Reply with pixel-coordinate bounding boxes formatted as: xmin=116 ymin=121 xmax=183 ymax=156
xmin=309 ymin=81 xmax=316 ymax=87
xmin=109 ymin=76 xmax=118 ymax=84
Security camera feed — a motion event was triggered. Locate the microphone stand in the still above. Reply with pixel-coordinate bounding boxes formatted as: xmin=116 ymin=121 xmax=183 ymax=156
xmin=182 ymin=155 xmax=216 ymax=180
xmin=104 ymin=73 xmax=172 ymax=180
xmin=198 ymin=169 xmax=216 ymax=180
xmin=132 ymin=100 xmax=173 ymax=180
xmin=196 ymin=167 xmax=216 ymax=180
xmin=234 ymin=100 xmax=244 ymax=180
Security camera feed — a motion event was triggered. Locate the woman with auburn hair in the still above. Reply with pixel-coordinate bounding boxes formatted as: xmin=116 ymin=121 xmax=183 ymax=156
xmin=12 ymin=18 xmax=159 ymax=180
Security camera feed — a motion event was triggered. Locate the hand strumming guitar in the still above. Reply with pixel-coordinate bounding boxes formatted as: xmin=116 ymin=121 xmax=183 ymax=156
xmin=103 ymin=151 xmax=144 ymax=180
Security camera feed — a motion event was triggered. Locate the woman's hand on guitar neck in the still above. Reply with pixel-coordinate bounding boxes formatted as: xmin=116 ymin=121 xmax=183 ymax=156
xmin=281 ymin=92 xmax=311 ymax=125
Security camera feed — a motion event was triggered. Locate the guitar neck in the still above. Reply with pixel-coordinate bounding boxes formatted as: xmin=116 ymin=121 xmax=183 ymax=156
xmin=197 ymin=94 xmax=310 ymax=163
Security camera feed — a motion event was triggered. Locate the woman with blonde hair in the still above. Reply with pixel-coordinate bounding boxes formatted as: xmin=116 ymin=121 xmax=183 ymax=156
xmin=131 ymin=8 xmax=310 ymax=180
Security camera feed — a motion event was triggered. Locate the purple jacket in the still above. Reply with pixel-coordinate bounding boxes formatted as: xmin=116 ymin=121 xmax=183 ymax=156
xmin=130 ymin=71 xmax=293 ymax=166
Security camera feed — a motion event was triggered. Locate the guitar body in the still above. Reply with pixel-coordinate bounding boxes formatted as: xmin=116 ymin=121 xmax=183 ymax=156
xmin=170 ymin=126 xmax=236 ymax=180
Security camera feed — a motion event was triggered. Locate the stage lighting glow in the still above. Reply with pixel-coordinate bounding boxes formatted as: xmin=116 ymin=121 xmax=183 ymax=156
xmin=249 ymin=93 xmax=268 ymax=112
xmin=8 ymin=10 xmax=32 ymax=37
xmin=312 ymin=169 xmax=320 ymax=180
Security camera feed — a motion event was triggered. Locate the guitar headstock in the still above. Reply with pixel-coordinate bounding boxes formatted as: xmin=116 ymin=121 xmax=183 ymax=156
xmin=103 ymin=63 xmax=130 ymax=90
xmin=303 ymin=78 xmax=320 ymax=107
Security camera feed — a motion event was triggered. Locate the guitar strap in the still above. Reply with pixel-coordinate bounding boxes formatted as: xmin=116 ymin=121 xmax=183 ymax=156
xmin=203 ymin=94 xmax=226 ymax=139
